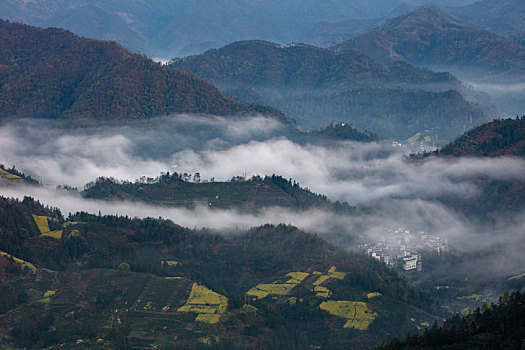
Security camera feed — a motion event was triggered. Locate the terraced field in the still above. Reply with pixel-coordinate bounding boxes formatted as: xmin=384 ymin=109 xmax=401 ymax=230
xmin=246 ymin=271 xmax=310 ymax=299
xmin=0 ymin=168 xmax=20 ymax=179
xmin=177 ymin=283 xmax=228 ymax=324
xmin=319 ymin=301 xmax=377 ymax=330
xmin=32 ymin=214 xmax=63 ymax=239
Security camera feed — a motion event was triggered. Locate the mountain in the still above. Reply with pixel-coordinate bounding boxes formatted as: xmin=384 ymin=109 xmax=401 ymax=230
xmin=0 ymin=20 xmax=282 ymax=126
xmin=0 ymin=195 xmax=440 ymax=349
xmin=377 ymin=290 xmax=525 ymax=350
xmin=171 ymin=40 xmax=489 ymax=141
xmin=298 ymin=18 xmax=383 ymax=48
xmin=172 ymin=40 xmax=459 ymax=93
xmin=338 ymin=6 xmax=525 ymax=82
xmin=0 ymin=0 xmax=419 ymax=58
xmin=444 ymin=0 xmax=525 ymax=36
xmin=0 ymin=0 xmax=490 ymax=58
xmin=413 ymin=117 xmax=525 ymax=220
xmin=270 ymin=88 xmax=485 ymax=141
xmin=438 ymin=116 xmax=525 ymax=157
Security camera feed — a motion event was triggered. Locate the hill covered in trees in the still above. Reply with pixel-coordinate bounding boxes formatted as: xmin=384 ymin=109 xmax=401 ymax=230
xmin=171 ymin=40 xmax=459 ymax=92
xmin=438 ymin=116 xmax=525 ymax=157
xmin=0 ymin=195 xmax=440 ymax=349
xmin=171 ymin=40 xmax=488 ymax=141
xmin=338 ymin=6 xmax=525 ymax=82
xmin=407 ymin=117 xmax=525 ymax=221
xmin=82 ymin=173 xmax=351 ymax=213
xmin=0 ymin=0 xmax=457 ymax=58
xmin=0 ymin=20 xmax=282 ymax=126
xmin=377 ymin=290 xmax=525 ymax=350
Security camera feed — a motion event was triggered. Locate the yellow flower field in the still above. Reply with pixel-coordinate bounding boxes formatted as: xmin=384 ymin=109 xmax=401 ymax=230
xmin=32 ymin=214 xmax=63 ymax=239
xmin=0 ymin=168 xmax=20 ymax=179
xmin=0 ymin=251 xmax=37 ymax=273
xmin=319 ymin=300 xmax=377 ymax=330
xmin=178 ymin=283 xmax=228 ymax=324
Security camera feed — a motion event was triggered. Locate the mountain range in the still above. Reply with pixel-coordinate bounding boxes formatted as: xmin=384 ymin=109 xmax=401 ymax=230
xmin=338 ymin=6 xmax=525 ymax=83
xmin=171 ymin=39 xmax=489 ymax=141
xmin=444 ymin=0 xmax=525 ymax=36
xmin=0 ymin=0 xmax=489 ymax=58
xmin=0 ymin=20 xmax=281 ymax=126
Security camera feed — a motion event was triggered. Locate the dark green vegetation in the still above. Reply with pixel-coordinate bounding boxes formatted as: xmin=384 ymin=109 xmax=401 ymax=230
xmin=171 ymin=40 xmax=459 ymax=91
xmin=82 ymin=174 xmax=350 ymax=213
xmin=0 ymin=196 xmax=441 ymax=349
xmin=439 ymin=116 xmax=525 ymax=157
xmin=339 ymin=6 xmax=525 ymax=82
xmin=0 ymin=20 xmax=281 ymax=126
xmin=378 ymin=290 xmax=525 ymax=350
xmin=171 ymin=40 xmax=488 ymax=141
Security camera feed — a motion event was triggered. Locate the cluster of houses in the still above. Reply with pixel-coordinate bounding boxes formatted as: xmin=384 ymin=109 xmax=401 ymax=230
xmin=359 ymin=227 xmax=448 ymax=271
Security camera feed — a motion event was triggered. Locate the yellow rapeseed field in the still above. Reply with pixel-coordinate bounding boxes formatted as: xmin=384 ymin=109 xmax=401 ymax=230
xmin=314 ymin=286 xmax=331 ymax=298
xmin=178 ymin=283 xmax=228 ymax=324
xmin=32 ymin=214 xmax=63 ymax=239
xmin=0 ymin=168 xmax=20 ymax=179
xmin=319 ymin=300 xmax=377 ymax=330
xmin=246 ymin=270 xmax=309 ymax=299
xmin=285 ymin=271 xmax=309 ymax=284
xmin=313 ymin=266 xmax=346 ymax=286
xmin=367 ymin=292 xmax=382 ymax=299
xmin=0 ymin=251 xmax=37 ymax=273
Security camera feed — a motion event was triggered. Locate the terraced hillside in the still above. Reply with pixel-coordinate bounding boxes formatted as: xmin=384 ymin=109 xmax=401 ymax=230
xmin=0 ymin=196 xmax=441 ymax=349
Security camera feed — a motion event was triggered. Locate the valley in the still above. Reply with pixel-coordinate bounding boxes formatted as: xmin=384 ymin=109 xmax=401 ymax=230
xmin=0 ymin=1 xmax=524 ymax=348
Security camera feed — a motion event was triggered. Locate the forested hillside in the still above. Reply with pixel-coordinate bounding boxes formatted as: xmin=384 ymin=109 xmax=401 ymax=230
xmin=439 ymin=117 xmax=525 ymax=157
xmin=377 ymin=290 xmax=525 ymax=350
xmin=172 ymin=40 xmax=488 ymax=141
xmin=171 ymin=40 xmax=459 ymax=92
xmin=0 ymin=196 xmax=440 ymax=349
xmin=0 ymin=20 xmax=282 ymax=126
xmin=339 ymin=6 xmax=525 ymax=82
xmin=83 ymin=174 xmax=340 ymax=212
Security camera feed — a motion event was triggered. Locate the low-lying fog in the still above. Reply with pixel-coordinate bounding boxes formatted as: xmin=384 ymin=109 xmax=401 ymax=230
xmin=1 ymin=115 xmax=524 ymax=280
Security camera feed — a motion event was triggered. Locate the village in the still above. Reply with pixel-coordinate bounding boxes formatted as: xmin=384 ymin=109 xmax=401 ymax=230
xmin=359 ymin=227 xmax=449 ymax=271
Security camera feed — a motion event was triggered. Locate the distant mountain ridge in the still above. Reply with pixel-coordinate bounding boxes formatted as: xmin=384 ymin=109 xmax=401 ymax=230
xmin=0 ymin=0 xmax=422 ymax=58
xmin=0 ymin=20 xmax=282 ymax=125
xmin=444 ymin=0 xmax=525 ymax=36
xmin=171 ymin=39 xmax=489 ymax=141
xmin=338 ymin=6 xmax=525 ymax=82
xmin=172 ymin=40 xmax=459 ymax=93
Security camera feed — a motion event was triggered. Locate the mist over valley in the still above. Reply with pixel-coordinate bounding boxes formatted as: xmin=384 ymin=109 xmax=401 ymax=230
xmin=0 ymin=2 xmax=524 ymax=348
